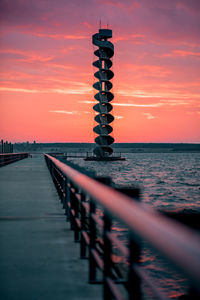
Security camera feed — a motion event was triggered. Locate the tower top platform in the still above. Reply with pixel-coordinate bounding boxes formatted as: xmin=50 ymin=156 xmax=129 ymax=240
xmin=99 ymin=29 xmax=112 ymax=38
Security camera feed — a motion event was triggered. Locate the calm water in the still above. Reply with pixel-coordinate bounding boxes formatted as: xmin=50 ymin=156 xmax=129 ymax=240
xmin=69 ymin=152 xmax=200 ymax=298
xmin=72 ymin=152 xmax=200 ymax=211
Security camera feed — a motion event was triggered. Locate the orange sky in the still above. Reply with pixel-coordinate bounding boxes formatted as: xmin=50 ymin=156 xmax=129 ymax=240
xmin=0 ymin=0 xmax=200 ymax=143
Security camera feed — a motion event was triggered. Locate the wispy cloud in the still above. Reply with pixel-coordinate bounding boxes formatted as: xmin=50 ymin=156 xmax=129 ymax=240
xmin=0 ymin=87 xmax=40 ymax=93
xmin=0 ymin=48 xmax=55 ymax=62
xmin=49 ymin=110 xmax=90 ymax=115
xmin=115 ymin=115 xmax=124 ymax=119
xmin=114 ymin=102 xmax=163 ymax=107
xmin=0 ymin=86 xmax=92 ymax=95
xmin=160 ymin=99 xmax=191 ymax=106
xmin=116 ymin=90 xmax=163 ymax=98
xmin=78 ymin=100 xmax=191 ymax=108
xmin=78 ymin=100 xmax=162 ymax=107
xmin=52 ymin=87 xmax=92 ymax=95
xmin=113 ymin=34 xmax=145 ymax=43
xmin=78 ymin=101 xmax=96 ymax=104
xmin=143 ymin=113 xmax=156 ymax=120
xmin=161 ymin=50 xmax=200 ymax=58
xmin=116 ymin=89 xmax=200 ymax=101
xmin=33 ymin=33 xmax=88 ymax=40
xmin=82 ymin=21 xmax=93 ymax=29
xmin=123 ymin=64 xmax=171 ymax=77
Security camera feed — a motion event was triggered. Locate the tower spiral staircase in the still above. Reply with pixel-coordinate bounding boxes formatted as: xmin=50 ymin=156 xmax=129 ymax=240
xmin=85 ymin=28 xmax=125 ymax=161
xmin=92 ymin=29 xmax=115 ymax=158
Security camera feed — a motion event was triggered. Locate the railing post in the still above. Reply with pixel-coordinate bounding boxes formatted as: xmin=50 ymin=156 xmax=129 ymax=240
xmin=62 ymin=176 xmax=67 ymax=209
xmin=69 ymin=182 xmax=75 ymax=230
xmin=55 ymin=168 xmax=59 ymax=192
xmin=74 ymin=187 xmax=80 ymax=242
xmin=48 ymin=158 xmax=52 ymax=175
xmin=65 ymin=178 xmax=71 ymax=221
xmin=69 ymin=183 xmax=80 ymax=242
xmin=51 ymin=162 xmax=55 ymax=180
xmin=89 ymin=199 xmax=96 ymax=283
xmin=80 ymin=192 xmax=87 ymax=258
xmin=128 ymin=235 xmax=141 ymax=300
xmin=103 ymin=212 xmax=112 ymax=300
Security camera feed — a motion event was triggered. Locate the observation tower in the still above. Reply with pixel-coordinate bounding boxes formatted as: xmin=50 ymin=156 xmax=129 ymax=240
xmin=85 ymin=28 xmax=125 ymax=161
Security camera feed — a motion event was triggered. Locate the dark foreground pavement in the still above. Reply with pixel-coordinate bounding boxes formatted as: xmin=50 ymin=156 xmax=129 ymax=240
xmin=0 ymin=154 xmax=102 ymax=300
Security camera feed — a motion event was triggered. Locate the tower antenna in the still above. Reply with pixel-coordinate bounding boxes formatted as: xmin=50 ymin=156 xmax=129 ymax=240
xmin=99 ymin=18 xmax=101 ymax=29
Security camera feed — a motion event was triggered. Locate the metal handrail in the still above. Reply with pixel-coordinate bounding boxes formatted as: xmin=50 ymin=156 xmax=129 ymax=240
xmin=44 ymin=153 xmax=200 ymax=297
xmin=0 ymin=152 xmax=29 ymax=156
xmin=0 ymin=152 xmax=29 ymax=167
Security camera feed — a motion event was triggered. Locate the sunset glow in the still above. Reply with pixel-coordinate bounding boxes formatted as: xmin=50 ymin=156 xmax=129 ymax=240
xmin=0 ymin=0 xmax=200 ymax=143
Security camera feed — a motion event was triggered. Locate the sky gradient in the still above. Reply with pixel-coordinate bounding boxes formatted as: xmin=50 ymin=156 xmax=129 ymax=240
xmin=0 ymin=0 xmax=200 ymax=143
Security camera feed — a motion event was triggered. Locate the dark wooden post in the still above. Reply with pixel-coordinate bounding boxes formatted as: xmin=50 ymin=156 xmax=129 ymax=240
xmin=128 ymin=235 xmax=141 ymax=300
xmin=89 ymin=200 xmax=96 ymax=282
xmin=103 ymin=212 xmax=112 ymax=300
xmin=80 ymin=192 xmax=87 ymax=258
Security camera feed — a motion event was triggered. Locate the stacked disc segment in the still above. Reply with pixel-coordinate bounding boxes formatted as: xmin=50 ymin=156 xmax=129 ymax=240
xmin=92 ymin=29 xmax=115 ymax=158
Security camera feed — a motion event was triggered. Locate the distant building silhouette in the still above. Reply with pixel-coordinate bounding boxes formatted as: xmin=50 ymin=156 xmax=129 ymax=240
xmin=1 ymin=139 xmax=13 ymax=153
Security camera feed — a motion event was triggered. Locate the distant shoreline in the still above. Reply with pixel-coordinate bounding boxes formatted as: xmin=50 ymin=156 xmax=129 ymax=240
xmin=14 ymin=142 xmax=200 ymax=153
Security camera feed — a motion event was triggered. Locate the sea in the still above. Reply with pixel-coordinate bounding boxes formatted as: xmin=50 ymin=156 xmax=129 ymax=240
xmin=68 ymin=152 xmax=200 ymax=298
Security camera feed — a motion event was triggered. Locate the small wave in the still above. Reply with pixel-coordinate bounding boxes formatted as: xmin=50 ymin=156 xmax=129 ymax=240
xmin=156 ymin=180 xmax=165 ymax=184
xmin=177 ymin=182 xmax=199 ymax=187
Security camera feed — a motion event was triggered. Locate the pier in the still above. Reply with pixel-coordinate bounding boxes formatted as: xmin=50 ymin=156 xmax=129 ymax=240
xmin=0 ymin=154 xmax=200 ymax=299
xmin=0 ymin=154 xmax=101 ymax=300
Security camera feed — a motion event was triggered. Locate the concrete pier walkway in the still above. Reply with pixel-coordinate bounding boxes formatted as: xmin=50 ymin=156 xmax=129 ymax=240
xmin=0 ymin=155 xmax=102 ymax=300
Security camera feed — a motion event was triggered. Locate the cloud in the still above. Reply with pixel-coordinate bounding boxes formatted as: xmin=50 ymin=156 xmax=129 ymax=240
xmin=0 ymin=87 xmax=40 ymax=93
xmin=143 ymin=113 xmax=156 ymax=120
xmin=78 ymin=101 xmax=96 ymax=104
xmin=114 ymin=102 xmax=163 ymax=107
xmin=123 ymin=64 xmax=171 ymax=77
xmin=98 ymin=0 xmax=140 ymax=10
xmin=79 ymin=100 xmax=163 ymax=107
xmin=116 ymin=88 xmax=200 ymax=101
xmin=78 ymin=99 xmax=197 ymax=108
xmin=82 ymin=21 xmax=93 ymax=29
xmin=49 ymin=110 xmax=90 ymax=115
xmin=160 ymin=99 xmax=191 ymax=106
xmin=115 ymin=115 xmax=124 ymax=119
xmin=52 ymin=87 xmax=92 ymax=95
xmin=161 ymin=50 xmax=200 ymax=58
xmin=78 ymin=100 xmax=162 ymax=107
xmin=113 ymin=34 xmax=146 ymax=43
xmin=33 ymin=33 xmax=87 ymax=40
xmin=0 ymin=48 xmax=75 ymax=67
xmin=0 ymin=86 xmax=92 ymax=95
xmin=176 ymin=1 xmax=200 ymax=15
xmin=0 ymin=48 xmax=54 ymax=62
xmin=116 ymin=90 xmax=162 ymax=98
xmin=1 ymin=0 xmax=200 ymax=44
